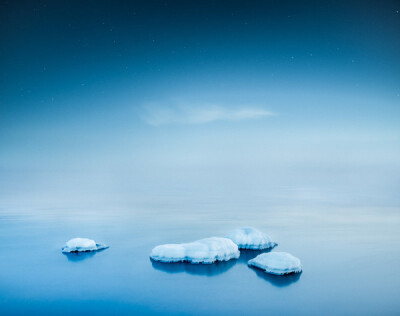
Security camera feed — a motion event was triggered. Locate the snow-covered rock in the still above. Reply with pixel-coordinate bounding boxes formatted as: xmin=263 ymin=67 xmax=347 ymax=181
xmin=62 ymin=238 xmax=108 ymax=253
xmin=248 ymin=252 xmax=302 ymax=275
xmin=150 ymin=237 xmax=240 ymax=264
xmin=226 ymin=227 xmax=277 ymax=250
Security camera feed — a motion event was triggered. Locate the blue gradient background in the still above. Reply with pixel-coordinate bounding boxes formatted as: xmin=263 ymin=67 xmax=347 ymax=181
xmin=1 ymin=1 xmax=399 ymax=207
xmin=0 ymin=1 xmax=400 ymax=315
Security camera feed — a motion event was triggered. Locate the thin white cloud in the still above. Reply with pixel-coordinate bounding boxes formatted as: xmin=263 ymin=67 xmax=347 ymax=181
xmin=141 ymin=103 xmax=276 ymax=126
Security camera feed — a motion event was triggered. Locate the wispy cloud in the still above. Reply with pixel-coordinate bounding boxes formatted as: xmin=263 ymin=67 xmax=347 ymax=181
xmin=141 ymin=103 xmax=276 ymax=126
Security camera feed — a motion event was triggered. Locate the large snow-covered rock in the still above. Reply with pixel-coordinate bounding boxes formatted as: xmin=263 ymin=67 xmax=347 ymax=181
xmin=62 ymin=238 xmax=108 ymax=253
xmin=226 ymin=227 xmax=277 ymax=250
xmin=150 ymin=237 xmax=240 ymax=264
xmin=248 ymin=252 xmax=302 ymax=275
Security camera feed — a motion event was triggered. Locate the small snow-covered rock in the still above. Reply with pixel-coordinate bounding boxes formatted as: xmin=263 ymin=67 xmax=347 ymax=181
xmin=150 ymin=237 xmax=240 ymax=264
xmin=62 ymin=238 xmax=108 ymax=253
xmin=248 ymin=252 xmax=302 ymax=275
xmin=226 ymin=227 xmax=277 ymax=250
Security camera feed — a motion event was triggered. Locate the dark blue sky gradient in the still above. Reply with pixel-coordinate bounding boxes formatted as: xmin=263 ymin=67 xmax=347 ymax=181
xmin=1 ymin=1 xmax=399 ymax=111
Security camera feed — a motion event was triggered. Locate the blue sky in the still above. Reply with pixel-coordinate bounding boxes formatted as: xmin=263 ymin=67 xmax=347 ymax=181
xmin=0 ymin=0 xmax=399 ymax=207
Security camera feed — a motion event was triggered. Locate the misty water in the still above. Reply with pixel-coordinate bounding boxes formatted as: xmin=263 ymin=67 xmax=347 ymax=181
xmin=1 ymin=178 xmax=399 ymax=315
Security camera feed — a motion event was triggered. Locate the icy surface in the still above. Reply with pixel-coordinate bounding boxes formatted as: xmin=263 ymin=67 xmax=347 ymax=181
xmin=248 ymin=252 xmax=302 ymax=275
xmin=150 ymin=237 xmax=240 ymax=264
xmin=226 ymin=227 xmax=277 ymax=250
xmin=62 ymin=238 xmax=108 ymax=253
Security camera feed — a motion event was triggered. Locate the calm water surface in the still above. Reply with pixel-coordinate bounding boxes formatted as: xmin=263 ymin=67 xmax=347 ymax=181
xmin=0 ymin=192 xmax=399 ymax=315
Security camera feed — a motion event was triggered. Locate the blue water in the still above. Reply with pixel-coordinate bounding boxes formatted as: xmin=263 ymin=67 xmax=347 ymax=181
xmin=0 ymin=191 xmax=399 ymax=315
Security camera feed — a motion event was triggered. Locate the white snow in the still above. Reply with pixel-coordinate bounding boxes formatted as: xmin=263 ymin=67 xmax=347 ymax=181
xmin=62 ymin=238 xmax=108 ymax=253
xmin=150 ymin=237 xmax=240 ymax=264
xmin=226 ymin=227 xmax=277 ymax=250
xmin=248 ymin=252 xmax=302 ymax=275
